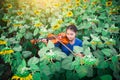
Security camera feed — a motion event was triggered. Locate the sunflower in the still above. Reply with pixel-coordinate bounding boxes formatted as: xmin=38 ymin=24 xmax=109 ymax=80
xmin=34 ymin=23 xmax=43 ymax=27
xmin=83 ymin=0 xmax=88 ymax=2
xmin=53 ymin=3 xmax=60 ymax=7
xmin=52 ymin=24 xmax=60 ymax=30
xmin=68 ymin=5 xmax=73 ymax=9
xmin=34 ymin=10 xmax=40 ymax=15
xmin=17 ymin=11 xmax=23 ymax=16
xmin=82 ymin=5 xmax=87 ymax=9
xmin=21 ymin=5 xmax=26 ymax=9
xmin=13 ymin=24 xmax=22 ymax=27
xmin=7 ymin=4 xmax=12 ymax=9
xmin=105 ymin=40 xmax=115 ymax=45
xmin=65 ymin=0 xmax=70 ymax=3
xmin=76 ymin=2 xmax=80 ymax=7
xmin=105 ymin=41 xmax=112 ymax=45
xmin=106 ymin=1 xmax=112 ymax=7
xmin=12 ymin=74 xmax=32 ymax=80
xmin=57 ymin=20 xmax=63 ymax=24
xmin=0 ymin=49 xmax=14 ymax=55
xmin=90 ymin=41 xmax=97 ymax=45
xmin=76 ymin=0 xmax=80 ymax=3
xmin=91 ymin=1 xmax=97 ymax=5
xmin=66 ymin=11 xmax=73 ymax=17
xmin=0 ymin=40 xmax=7 ymax=45
xmin=97 ymin=41 xmax=102 ymax=45
xmin=109 ymin=9 xmax=118 ymax=15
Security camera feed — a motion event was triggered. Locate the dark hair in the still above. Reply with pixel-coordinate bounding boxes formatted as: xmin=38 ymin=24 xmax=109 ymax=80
xmin=66 ymin=24 xmax=78 ymax=33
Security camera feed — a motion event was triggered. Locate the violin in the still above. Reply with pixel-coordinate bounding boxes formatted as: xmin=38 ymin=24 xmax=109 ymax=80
xmin=30 ymin=32 xmax=69 ymax=44
xmin=31 ymin=32 xmax=85 ymax=57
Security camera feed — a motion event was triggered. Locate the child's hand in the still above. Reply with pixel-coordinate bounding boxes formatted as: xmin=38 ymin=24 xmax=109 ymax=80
xmin=41 ymin=39 xmax=48 ymax=44
xmin=74 ymin=53 xmax=84 ymax=57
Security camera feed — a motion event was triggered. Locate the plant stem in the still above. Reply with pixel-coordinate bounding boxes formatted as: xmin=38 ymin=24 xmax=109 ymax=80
xmin=105 ymin=53 xmax=120 ymax=61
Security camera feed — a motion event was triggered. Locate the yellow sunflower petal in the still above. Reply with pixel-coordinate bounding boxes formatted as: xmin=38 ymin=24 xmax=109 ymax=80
xmin=12 ymin=75 xmax=19 ymax=80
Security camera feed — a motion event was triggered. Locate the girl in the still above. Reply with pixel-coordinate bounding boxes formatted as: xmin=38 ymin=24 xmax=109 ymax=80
xmin=42 ymin=24 xmax=84 ymax=57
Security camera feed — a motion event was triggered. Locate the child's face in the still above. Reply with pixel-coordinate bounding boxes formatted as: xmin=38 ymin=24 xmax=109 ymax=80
xmin=66 ymin=29 xmax=76 ymax=41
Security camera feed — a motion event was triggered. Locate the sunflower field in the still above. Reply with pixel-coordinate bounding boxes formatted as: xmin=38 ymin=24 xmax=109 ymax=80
xmin=0 ymin=0 xmax=120 ymax=80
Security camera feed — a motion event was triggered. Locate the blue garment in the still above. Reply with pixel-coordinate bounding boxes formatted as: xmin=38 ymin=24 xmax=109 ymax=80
xmin=55 ymin=38 xmax=82 ymax=56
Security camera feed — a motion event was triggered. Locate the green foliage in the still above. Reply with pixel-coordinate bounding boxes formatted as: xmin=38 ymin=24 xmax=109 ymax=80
xmin=61 ymin=55 xmax=73 ymax=70
xmin=0 ymin=0 xmax=120 ymax=80
xmin=100 ymin=75 xmax=112 ymax=80
xmin=33 ymin=72 xmax=41 ymax=80
xmin=73 ymin=46 xmax=83 ymax=53
xmin=101 ymin=48 xmax=113 ymax=57
xmin=28 ymin=56 xmax=39 ymax=66
xmin=13 ymin=45 xmax=22 ymax=51
xmin=75 ymin=65 xmax=88 ymax=78
xmin=22 ymin=51 xmax=32 ymax=58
